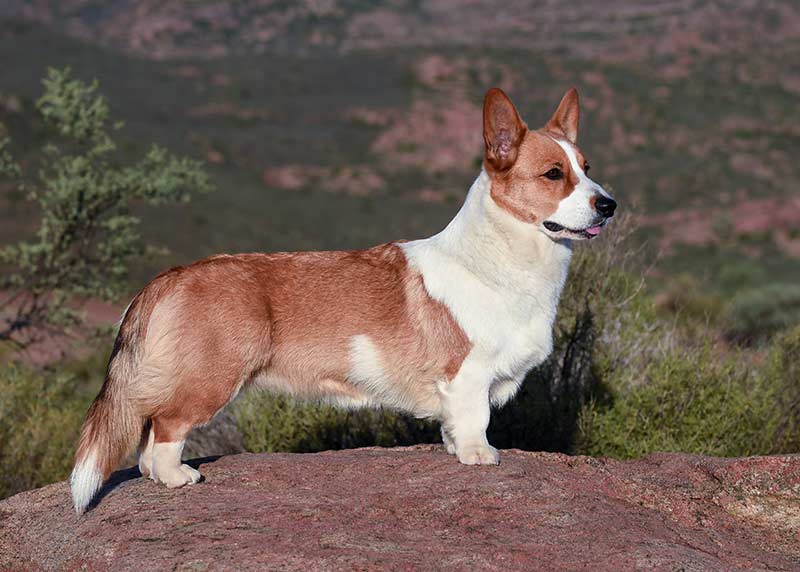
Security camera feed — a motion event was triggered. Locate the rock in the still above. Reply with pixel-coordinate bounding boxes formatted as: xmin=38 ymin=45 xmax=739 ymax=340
xmin=182 ymin=411 xmax=245 ymax=460
xmin=1 ymin=447 xmax=798 ymax=571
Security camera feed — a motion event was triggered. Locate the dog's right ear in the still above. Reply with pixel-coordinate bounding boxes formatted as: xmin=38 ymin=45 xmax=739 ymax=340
xmin=483 ymin=88 xmax=527 ymax=172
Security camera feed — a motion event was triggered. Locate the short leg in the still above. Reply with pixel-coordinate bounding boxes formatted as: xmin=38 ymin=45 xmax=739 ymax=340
xmin=150 ymin=418 xmax=202 ymax=488
xmin=145 ymin=371 xmax=245 ymax=489
xmin=439 ymin=363 xmax=499 ymax=465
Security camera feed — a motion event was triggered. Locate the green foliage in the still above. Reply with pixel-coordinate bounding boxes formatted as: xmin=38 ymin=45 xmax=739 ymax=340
xmin=578 ymin=327 xmax=800 ymax=459
xmin=655 ymin=273 xmax=726 ymax=333
xmin=725 ymin=284 xmax=800 ymax=344
xmin=235 ymin=392 xmax=438 ymax=454
xmin=579 ymin=350 xmax=764 ymax=458
xmin=0 ymin=67 xmax=212 ymax=348
xmin=758 ymin=326 xmax=800 ymax=451
xmin=0 ymin=365 xmax=97 ymax=499
xmin=0 ymin=136 xmax=20 ymax=178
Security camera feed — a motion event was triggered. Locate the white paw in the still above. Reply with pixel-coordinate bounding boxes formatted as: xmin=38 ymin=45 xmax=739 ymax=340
xmin=153 ymin=464 xmax=202 ymax=488
xmin=457 ymin=444 xmax=500 ymax=466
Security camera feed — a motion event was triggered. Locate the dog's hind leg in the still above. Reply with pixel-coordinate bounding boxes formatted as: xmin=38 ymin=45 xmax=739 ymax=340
xmin=148 ymin=371 xmax=247 ymax=488
xmin=150 ymin=416 xmax=202 ymax=488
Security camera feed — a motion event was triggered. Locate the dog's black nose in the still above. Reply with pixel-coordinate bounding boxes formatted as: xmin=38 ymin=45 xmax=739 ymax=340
xmin=595 ymin=195 xmax=617 ymax=218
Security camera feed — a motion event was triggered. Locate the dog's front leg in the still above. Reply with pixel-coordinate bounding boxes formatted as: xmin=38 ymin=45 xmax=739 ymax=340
xmin=439 ymin=363 xmax=499 ymax=465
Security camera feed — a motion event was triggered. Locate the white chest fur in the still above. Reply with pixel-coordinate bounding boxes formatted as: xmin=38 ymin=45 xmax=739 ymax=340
xmin=401 ymin=171 xmax=572 ymax=395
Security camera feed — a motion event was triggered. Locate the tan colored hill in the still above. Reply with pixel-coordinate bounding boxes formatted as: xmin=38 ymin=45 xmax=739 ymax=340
xmin=1 ymin=447 xmax=798 ymax=570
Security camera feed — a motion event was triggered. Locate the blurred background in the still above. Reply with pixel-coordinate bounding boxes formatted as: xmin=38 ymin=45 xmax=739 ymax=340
xmin=0 ymin=1 xmax=798 ymax=499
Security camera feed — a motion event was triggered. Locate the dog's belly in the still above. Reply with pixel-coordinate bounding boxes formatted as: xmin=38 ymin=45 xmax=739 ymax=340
xmin=252 ymin=369 xmax=378 ymax=409
xmin=252 ymin=334 xmax=446 ymax=418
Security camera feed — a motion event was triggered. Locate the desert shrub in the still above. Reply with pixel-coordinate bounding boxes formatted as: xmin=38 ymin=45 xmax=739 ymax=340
xmin=0 ymin=67 xmax=211 ymax=350
xmin=235 ymin=392 xmax=439 ymax=453
xmin=654 ymin=273 xmax=726 ymax=337
xmin=578 ymin=349 xmax=763 ymax=458
xmin=0 ymin=365 xmax=96 ymax=498
xmin=578 ymin=326 xmax=800 ymax=458
xmin=757 ymin=325 xmax=800 ymax=451
xmin=725 ymin=283 xmax=800 ymax=344
xmin=0 ymin=67 xmax=210 ymax=497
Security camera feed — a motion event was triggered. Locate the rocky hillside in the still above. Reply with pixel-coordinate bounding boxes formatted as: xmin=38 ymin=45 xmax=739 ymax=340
xmin=2 ymin=1 xmax=800 ymax=293
xmin=3 ymin=0 xmax=798 ymax=64
xmin=1 ymin=447 xmax=798 ymax=570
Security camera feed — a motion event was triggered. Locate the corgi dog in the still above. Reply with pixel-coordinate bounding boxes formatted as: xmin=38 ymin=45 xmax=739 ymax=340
xmin=70 ymin=87 xmax=616 ymax=514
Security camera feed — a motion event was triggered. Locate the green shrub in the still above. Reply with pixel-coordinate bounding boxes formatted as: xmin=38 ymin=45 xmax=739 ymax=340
xmin=0 ymin=67 xmax=211 ymax=350
xmin=0 ymin=365 xmax=96 ymax=499
xmin=655 ymin=273 xmax=725 ymax=336
xmin=235 ymin=392 xmax=438 ymax=453
xmin=725 ymin=283 xmax=800 ymax=344
xmin=757 ymin=325 xmax=800 ymax=451
xmin=578 ymin=327 xmax=800 ymax=459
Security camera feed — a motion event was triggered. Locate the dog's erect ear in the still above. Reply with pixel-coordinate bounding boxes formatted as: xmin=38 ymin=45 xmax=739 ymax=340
xmin=483 ymin=88 xmax=527 ymax=172
xmin=545 ymin=88 xmax=579 ymax=144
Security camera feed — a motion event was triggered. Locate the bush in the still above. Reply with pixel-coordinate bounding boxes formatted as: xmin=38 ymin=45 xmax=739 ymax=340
xmin=235 ymin=392 xmax=439 ymax=453
xmin=725 ymin=283 xmax=800 ymax=344
xmin=578 ymin=326 xmax=800 ymax=459
xmin=0 ymin=67 xmax=211 ymax=350
xmin=0 ymin=365 xmax=96 ymax=498
xmin=758 ymin=325 xmax=800 ymax=452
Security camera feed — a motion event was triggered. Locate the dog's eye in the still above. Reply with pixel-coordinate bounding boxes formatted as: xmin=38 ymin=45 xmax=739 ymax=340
xmin=543 ymin=168 xmax=563 ymax=180
xmin=584 ymin=163 xmax=590 ymax=173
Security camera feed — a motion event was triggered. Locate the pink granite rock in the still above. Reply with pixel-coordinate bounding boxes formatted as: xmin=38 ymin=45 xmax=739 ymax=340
xmin=1 ymin=447 xmax=798 ymax=570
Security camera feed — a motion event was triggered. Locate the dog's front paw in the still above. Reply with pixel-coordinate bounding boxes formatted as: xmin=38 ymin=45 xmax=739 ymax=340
xmin=456 ymin=444 xmax=499 ymax=465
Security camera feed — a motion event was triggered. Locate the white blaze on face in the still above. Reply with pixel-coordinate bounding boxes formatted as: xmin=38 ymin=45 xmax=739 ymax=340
xmin=545 ymin=138 xmax=613 ymax=233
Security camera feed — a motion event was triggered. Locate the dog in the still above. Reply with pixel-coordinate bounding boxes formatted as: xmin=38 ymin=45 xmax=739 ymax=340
xmin=70 ymin=87 xmax=616 ymax=514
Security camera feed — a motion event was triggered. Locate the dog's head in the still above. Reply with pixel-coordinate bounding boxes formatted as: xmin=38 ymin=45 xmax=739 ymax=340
xmin=482 ymin=87 xmax=616 ymax=240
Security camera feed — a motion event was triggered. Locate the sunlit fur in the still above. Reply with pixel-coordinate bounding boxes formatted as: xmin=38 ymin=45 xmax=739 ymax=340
xmin=70 ymin=87 xmax=615 ymax=513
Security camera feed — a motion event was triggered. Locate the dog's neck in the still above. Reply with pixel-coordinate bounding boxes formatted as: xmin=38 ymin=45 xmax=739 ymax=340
xmin=425 ymin=170 xmax=573 ymax=287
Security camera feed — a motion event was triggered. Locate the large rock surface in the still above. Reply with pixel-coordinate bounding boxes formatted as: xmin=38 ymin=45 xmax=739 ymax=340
xmin=1 ymin=447 xmax=798 ymax=571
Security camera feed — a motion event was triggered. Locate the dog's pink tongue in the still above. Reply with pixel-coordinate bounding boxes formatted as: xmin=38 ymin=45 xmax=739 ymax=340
xmin=586 ymin=225 xmax=603 ymax=236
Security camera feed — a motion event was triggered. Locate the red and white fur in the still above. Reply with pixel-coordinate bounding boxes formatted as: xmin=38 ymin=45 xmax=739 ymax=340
xmin=71 ymin=88 xmax=616 ymax=513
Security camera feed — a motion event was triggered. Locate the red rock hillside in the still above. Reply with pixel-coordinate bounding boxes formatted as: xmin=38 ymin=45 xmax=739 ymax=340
xmin=1 ymin=447 xmax=799 ymax=570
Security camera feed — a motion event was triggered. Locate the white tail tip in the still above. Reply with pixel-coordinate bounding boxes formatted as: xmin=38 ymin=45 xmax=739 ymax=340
xmin=70 ymin=451 xmax=102 ymax=514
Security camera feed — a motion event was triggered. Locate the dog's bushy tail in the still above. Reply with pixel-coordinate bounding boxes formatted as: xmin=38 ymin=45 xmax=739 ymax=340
xmin=70 ymin=306 xmax=146 ymax=514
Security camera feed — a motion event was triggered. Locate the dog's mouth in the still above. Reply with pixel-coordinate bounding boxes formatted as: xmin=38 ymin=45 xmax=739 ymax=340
xmin=543 ymin=220 xmax=606 ymax=239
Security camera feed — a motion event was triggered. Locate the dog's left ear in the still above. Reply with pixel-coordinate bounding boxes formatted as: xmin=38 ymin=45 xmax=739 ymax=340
xmin=545 ymin=88 xmax=580 ymax=144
